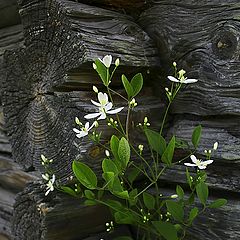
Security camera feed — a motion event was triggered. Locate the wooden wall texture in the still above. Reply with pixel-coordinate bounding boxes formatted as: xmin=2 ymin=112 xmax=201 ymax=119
xmin=0 ymin=0 xmax=240 ymax=239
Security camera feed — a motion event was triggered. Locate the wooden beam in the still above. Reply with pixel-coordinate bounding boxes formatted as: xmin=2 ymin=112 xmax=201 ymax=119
xmin=2 ymin=0 xmax=162 ymax=180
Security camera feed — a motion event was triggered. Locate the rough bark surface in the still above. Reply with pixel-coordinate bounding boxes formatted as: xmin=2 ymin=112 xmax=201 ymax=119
xmin=1 ymin=0 xmax=240 ymax=239
xmin=12 ymin=182 xmax=129 ymax=240
xmin=3 ymin=0 xmax=161 ymax=181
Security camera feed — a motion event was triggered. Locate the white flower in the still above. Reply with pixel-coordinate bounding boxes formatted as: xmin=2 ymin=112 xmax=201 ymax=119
xmin=167 ymin=76 xmax=198 ymax=84
xmin=45 ymin=174 xmax=56 ymax=196
xmin=213 ymin=142 xmax=218 ymax=150
xmin=99 ymin=55 xmax=112 ymax=68
xmin=184 ymin=155 xmax=213 ymax=169
xmin=73 ymin=122 xmax=96 ymax=138
xmin=84 ymin=92 xmax=124 ymax=120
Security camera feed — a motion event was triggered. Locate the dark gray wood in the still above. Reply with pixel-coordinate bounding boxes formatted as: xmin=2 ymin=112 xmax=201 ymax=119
xmin=2 ymin=0 xmax=161 ymax=181
xmin=12 ymin=182 xmax=115 ymax=240
xmin=0 ymin=0 xmax=21 ymax=29
xmin=0 ymin=151 xmax=37 ymax=239
xmin=139 ymin=0 xmax=240 ymax=116
xmin=2 ymin=0 xmax=240 ymax=239
xmin=138 ymin=0 xmax=240 ymax=188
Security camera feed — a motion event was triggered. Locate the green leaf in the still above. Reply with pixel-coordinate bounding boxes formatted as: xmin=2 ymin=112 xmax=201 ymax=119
xmin=103 ymin=172 xmax=123 ymax=193
xmin=105 ymin=199 xmax=124 ymax=212
xmin=145 ymin=129 xmax=166 ymax=155
xmin=102 ymin=159 xmax=119 ymax=175
xmin=196 ymin=181 xmax=208 ymax=205
xmin=110 ymin=135 xmax=120 ymax=159
xmin=122 ymin=74 xmax=134 ymax=99
xmin=188 ymin=207 xmax=199 ymax=224
xmin=72 ymin=161 xmax=98 ymax=189
xmin=161 ymin=136 xmax=175 ymax=165
xmin=60 ymin=186 xmax=78 ymax=197
xmin=84 ymin=190 xmax=95 ymax=199
xmin=114 ymin=236 xmax=133 ymax=240
xmin=152 ymin=221 xmax=178 ymax=240
xmin=130 ymin=73 xmax=143 ymax=97
xmin=84 ymin=199 xmax=97 ymax=206
xmin=129 ymin=189 xmax=138 ymax=206
xmin=186 ymin=168 xmax=192 ymax=189
xmin=192 ymin=125 xmax=202 ymax=148
xmin=94 ymin=59 xmax=108 ymax=86
xmin=176 ymin=185 xmax=184 ymax=199
xmin=175 ymin=137 xmax=189 ymax=149
xmin=110 ymin=135 xmax=122 ymax=171
xmin=208 ymin=199 xmax=227 ymax=208
xmin=188 ymin=193 xmax=195 ymax=205
xmin=118 ymin=137 xmax=130 ymax=168
xmin=113 ymin=190 xmax=129 ymax=200
xmin=127 ymin=167 xmax=140 ymax=184
xmin=166 ymin=200 xmax=184 ymax=222
xmin=114 ymin=211 xmax=135 ymax=224
xmin=143 ymin=192 xmax=155 ymax=210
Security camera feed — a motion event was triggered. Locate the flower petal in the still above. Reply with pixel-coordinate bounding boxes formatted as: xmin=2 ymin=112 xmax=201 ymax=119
xmin=190 ymin=155 xmax=198 ymax=164
xmin=167 ymin=76 xmax=180 ymax=83
xmin=85 ymin=122 xmax=90 ymax=130
xmin=103 ymin=55 xmax=112 ymax=68
xmin=105 ymin=102 xmax=113 ymax=111
xmin=202 ymin=160 xmax=213 ymax=165
xmin=98 ymin=92 xmax=108 ymax=105
xmin=45 ymin=189 xmax=51 ymax=196
xmin=84 ymin=112 xmax=101 ymax=119
xmin=97 ymin=112 xmax=107 ymax=120
xmin=107 ymin=107 xmax=124 ymax=114
xmin=76 ymin=131 xmax=88 ymax=138
xmin=184 ymin=163 xmax=197 ymax=167
xmin=91 ymin=100 xmax=101 ymax=107
xmin=73 ymin=128 xmax=81 ymax=134
xmin=198 ymin=165 xmax=207 ymax=170
xmin=183 ymin=78 xmax=198 ymax=84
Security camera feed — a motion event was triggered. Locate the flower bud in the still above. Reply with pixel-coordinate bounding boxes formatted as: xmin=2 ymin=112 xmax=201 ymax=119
xmin=170 ymin=194 xmax=178 ymax=199
xmin=105 ymin=150 xmax=110 ymax=157
xmin=213 ymin=142 xmax=218 ymax=150
xmin=173 ymin=62 xmax=177 ymax=67
xmin=94 ymin=121 xmax=99 ymax=128
xmin=92 ymin=63 xmax=97 ymax=70
xmin=75 ymin=117 xmax=81 ymax=125
xmin=93 ymin=86 xmax=98 ymax=93
xmin=115 ymin=58 xmax=120 ymax=66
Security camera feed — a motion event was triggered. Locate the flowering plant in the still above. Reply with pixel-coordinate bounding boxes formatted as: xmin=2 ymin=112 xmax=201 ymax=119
xmin=41 ymin=56 xmax=227 ymax=240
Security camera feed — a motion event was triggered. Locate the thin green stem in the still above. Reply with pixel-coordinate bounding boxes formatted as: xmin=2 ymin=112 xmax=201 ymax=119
xmin=135 ymin=181 xmax=155 ymax=198
xmin=131 ymin=145 xmax=155 ymax=180
xmin=107 ymin=87 xmax=125 ymax=134
xmin=126 ymin=105 xmax=131 ymax=141
xmin=159 ymin=101 xmax=171 ymax=136
xmin=109 ymin=87 xmax=128 ymax=101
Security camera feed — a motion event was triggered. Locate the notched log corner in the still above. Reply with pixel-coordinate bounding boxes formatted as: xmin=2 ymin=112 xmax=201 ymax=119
xmin=12 ymin=182 xmax=112 ymax=240
xmin=2 ymin=0 xmax=161 ymax=180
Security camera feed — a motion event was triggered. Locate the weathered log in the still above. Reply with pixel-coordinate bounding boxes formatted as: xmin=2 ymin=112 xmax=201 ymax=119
xmin=139 ymin=0 xmax=240 ymax=116
xmin=0 ymin=24 xmax=23 ymax=98
xmin=0 ymin=0 xmax=21 ymax=29
xmin=12 ymin=181 xmax=128 ymax=240
xmin=2 ymin=0 xmax=161 ymax=181
xmin=0 ymin=153 xmax=37 ymax=239
xmin=12 ymin=180 xmax=240 ymax=240
xmin=138 ymin=0 xmax=240 ymax=191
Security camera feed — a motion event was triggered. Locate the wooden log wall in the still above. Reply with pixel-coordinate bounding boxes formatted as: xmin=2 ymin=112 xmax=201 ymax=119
xmin=1 ymin=0 xmax=240 ymax=239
